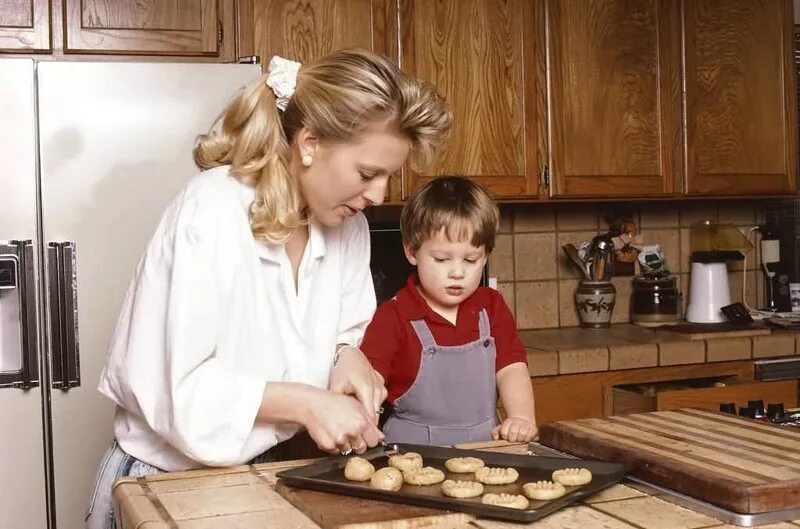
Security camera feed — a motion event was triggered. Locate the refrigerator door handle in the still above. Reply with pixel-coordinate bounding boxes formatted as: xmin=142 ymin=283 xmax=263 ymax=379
xmin=47 ymin=241 xmax=80 ymax=389
xmin=0 ymin=240 xmax=40 ymax=389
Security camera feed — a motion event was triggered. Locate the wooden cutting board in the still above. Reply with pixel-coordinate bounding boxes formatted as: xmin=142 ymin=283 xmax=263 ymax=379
xmin=538 ymin=408 xmax=800 ymax=514
xmin=655 ymin=322 xmax=771 ymax=340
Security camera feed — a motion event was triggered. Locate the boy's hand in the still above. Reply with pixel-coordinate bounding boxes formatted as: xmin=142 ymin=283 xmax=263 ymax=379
xmin=491 ymin=417 xmax=538 ymax=443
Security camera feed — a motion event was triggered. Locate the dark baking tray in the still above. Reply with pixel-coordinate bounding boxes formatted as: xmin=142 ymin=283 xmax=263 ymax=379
xmin=275 ymin=443 xmax=631 ymax=523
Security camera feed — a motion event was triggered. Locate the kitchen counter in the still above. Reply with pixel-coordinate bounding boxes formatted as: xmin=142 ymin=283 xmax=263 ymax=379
xmin=519 ymin=324 xmax=799 ymax=376
xmin=113 ymin=441 xmax=800 ymax=529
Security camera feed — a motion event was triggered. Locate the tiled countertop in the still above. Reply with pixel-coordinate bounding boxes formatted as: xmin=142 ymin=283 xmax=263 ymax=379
xmin=519 ymin=324 xmax=799 ymax=376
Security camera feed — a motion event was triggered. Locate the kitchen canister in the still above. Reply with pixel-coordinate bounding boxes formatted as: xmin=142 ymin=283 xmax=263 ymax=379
xmin=630 ymin=276 xmax=681 ymax=327
xmin=575 ymin=280 xmax=616 ymax=328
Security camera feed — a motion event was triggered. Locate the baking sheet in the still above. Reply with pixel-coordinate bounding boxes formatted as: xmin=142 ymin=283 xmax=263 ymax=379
xmin=276 ymin=443 xmax=631 ymax=523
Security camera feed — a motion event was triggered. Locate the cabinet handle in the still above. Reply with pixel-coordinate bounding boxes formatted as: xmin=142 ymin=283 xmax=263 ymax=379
xmin=47 ymin=242 xmax=80 ymax=389
xmin=0 ymin=240 xmax=40 ymax=389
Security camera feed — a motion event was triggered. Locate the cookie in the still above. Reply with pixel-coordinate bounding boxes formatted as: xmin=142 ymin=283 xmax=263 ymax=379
xmin=343 ymin=456 xmax=376 ymax=482
xmin=474 ymin=466 xmax=519 ymax=485
xmin=481 ymin=493 xmax=530 ymax=510
xmin=444 ymin=456 xmax=486 ymax=473
xmin=370 ymin=467 xmax=403 ymax=491
xmin=523 ymin=480 xmax=567 ymax=501
xmin=403 ymin=466 xmax=446 ymax=486
xmin=388 ymin=452 xmax=423 ymax=472
xmin=441 ymin=479 xmax=483 ymax=498
xmin=552 ymin=467 xmax=593 ymax=486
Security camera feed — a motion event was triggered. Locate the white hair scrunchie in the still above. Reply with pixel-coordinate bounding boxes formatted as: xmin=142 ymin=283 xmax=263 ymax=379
xmin=266 ymin=56 xmax=301 ymax=111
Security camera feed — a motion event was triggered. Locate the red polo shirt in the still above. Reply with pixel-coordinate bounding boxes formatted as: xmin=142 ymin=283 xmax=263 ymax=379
xmin=360 ymin=275 xmax=528 ymax=403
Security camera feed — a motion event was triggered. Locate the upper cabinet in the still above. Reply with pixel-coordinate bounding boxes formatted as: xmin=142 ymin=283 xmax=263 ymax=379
xmin=683 ymin=0 xmax=797 ymax=196
xmin=64 ymin=0 xmax=228 ymax=56
xmin=0 ymin=0 xmax=51 ymax=52
xmin=547 ymin=0 xmax=681 ymax=198
xmin=252 ymin=0 xmax=384 ymax=64
xmin=396 ymin=0 xmax=542 ymax=200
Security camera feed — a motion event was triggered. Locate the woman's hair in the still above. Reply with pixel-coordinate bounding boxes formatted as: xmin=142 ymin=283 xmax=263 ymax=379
xmin=401 ymin=176 xmax=499 ymax=254
xmin=193 ymin=49 xmax=452 ymax=244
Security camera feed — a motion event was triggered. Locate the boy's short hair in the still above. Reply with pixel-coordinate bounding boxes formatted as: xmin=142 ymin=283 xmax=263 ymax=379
xmin=401 ymin=176 xmax=499 ymax=254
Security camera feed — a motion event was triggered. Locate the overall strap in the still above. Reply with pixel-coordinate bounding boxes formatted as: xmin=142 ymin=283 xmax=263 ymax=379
xmin=478 ymin=308 xmax=491 ymax=339
xmin=410 ymin=319 xmax=437 ymax=350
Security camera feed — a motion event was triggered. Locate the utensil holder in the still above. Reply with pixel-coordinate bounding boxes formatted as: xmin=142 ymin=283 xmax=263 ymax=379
xmin=576 ymin=280 xmax=616 ymax=328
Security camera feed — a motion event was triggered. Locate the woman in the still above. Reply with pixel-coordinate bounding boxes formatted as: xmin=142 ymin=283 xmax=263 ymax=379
xmin=86 ymin=49 xmax=451 ymax=529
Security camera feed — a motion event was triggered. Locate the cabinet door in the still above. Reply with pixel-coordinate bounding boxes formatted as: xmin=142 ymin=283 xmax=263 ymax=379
xmin=684 ymin=0 xmax=797 ymax=195
xmin=253 ymin=0 xmax=383 ymax=64
xmin=63 ymin=0 xmax=223 ymax=56
xmin=547 ymin=0 xmax=681 ymax=198
xmin=0 ymin=0 xmax=51 ymax=52
xmin=398 ymin=0 xmax=542 ymax=200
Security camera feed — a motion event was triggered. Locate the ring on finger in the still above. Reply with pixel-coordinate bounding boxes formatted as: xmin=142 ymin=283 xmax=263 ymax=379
xmin=340 ymin=445 xmax=353 ymax=456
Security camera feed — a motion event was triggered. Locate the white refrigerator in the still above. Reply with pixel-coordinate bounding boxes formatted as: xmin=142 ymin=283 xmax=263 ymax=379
xmin=0 ymin=58 xmax=261 ymax=529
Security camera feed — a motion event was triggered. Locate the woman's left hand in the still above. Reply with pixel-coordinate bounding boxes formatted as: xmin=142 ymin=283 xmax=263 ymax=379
xmin=491 ymin=417 xmax=538 ymax=443
xmin=329 ymin=345 xmax=387 ymax=424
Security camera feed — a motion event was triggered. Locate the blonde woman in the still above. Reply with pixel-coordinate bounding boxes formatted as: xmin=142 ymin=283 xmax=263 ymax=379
xmin=86 ymin=49 xmax=451 ymax=529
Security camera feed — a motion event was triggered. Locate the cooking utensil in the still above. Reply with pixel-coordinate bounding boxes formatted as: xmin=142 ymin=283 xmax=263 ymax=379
xmin=562 ymin=244 xmax=590 ymax=280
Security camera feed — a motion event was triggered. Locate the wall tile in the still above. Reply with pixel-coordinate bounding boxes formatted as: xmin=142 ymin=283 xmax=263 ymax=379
xmin=556 ymin=204 xmax=599 ymax=231
xmin=706 ymin=337 xmax=751 ymax=362
xmin=558 ymin=279 xmax=581 ymax=327
xmin=718 ymin=201 xmax=756 ymax=226
xmin=680 ymin=202 xmax=717 ymax=227
xmin=489 ymin=234 xmax=514 ymax=281
xmin=498 ymin=206 xmax=514 ymax=233
xmin=528 ymin=350 xmax=558 ymax=377
xmin=728 ymin=270 xmax=758 ymax=309
xmin=497 ymin=281 xmax=516 ymax=320
xmin=752 ymin=334 xmax=795 ymax=358
xmin=609 ymin=344 xmax=658 ymax=370
xmin=514 ymin=205 xmax=555 ymax=232
xmin=516 ymin=281 xmax=559 ymax=329
xmin=559 ymin=347 xmax=609 ymax=374
xmin=611 ymin=277 xmax=632 ymax=324
xmin=659 ymin=341 xmax=705 ymax=366
xmin=640 ymin=204 xmax=679 ymax=229
xmin=557 ymin=230 xmax=596 ymax=280
xmin=515 ymin=233 xmax=557 ymax=281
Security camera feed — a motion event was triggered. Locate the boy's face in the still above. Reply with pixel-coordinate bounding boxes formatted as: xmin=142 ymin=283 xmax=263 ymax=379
xmin=404 ymin=229 xmax=488 ymax=314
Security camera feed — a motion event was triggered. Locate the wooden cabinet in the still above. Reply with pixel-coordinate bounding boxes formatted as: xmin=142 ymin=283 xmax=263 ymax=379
xmin=251 ymin=0 xmax=385 ymax=64
xmin=546 ymin=0 xmax=681 ymax=198
xmin=683 ymin=0 xmax=797 ymax=196
xmin=396 ymin=0 xmax=543 ymax=200
xmin=0 ymin=0 xmax=51 ymax=52
xmin=63 ymin=0 xmax=230 ymax=56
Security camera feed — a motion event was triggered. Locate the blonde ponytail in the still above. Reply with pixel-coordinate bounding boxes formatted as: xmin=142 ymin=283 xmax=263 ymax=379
xmin=193 ymin=75 xmax=303 ymax=244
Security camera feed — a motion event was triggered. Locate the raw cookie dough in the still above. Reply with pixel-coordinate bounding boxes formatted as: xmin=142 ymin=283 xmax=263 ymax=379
xmin=370 ymin=467 xmax=403 ymax=491
xmin=523 ymin=480 xmax=567 ymax=501
xmin=481 ymin=493 xmax=530 ymax=510
xmin=444 ymin=456 xmax=486 ymax=473
xmin=344 ymin=457 xmax=375 ymax=482
xmin=403 ymin=466 xmax=446 ymax=486
xmin=551 ymin=467 xmax=593 ymax=486
xmin=388 ymin=452 xmax=423 ymax=472
xmin=441 ymin=479 xmax=484 ymax=498
xmin=474 ymin=466 xmax=520 ymax=485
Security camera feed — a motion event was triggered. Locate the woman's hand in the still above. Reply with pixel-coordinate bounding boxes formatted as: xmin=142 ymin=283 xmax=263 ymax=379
xmin=328 ymin=345 xmax=388 ymax=424
xmin=303 ymin=390 xmax=384 ymax=454
xmin=491 ymin=417 xmax=538 ymax=443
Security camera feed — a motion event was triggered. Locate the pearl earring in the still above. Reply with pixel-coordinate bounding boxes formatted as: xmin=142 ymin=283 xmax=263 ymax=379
xmin=301 ymin=153 xmax=313 ymax=167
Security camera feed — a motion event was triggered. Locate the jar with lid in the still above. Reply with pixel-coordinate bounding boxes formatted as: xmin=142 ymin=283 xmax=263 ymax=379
xmin=630 ymin=276 xmax=681 ymax=327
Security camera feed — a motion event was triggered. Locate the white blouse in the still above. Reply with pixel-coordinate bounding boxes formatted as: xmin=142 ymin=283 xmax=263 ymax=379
xmin=98 ymin=165 xmax=376 ymax=471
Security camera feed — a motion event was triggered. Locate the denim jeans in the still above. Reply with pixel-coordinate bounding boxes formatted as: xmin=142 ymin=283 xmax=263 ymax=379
xmin=85 ymin=441 xmax=162 ymax=529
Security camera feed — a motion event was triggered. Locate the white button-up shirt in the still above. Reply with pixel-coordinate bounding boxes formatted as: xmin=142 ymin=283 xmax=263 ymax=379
xmin=98 ymin=165 xmax=376 ymax=471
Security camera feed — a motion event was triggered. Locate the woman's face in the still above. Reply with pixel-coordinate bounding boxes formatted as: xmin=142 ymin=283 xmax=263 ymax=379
xmin=297 ymin=122 xmax=411 ymax=227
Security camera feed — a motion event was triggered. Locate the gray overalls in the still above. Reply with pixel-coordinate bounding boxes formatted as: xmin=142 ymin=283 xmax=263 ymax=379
xmin=383 ymin=309 xmax=499 ymax=445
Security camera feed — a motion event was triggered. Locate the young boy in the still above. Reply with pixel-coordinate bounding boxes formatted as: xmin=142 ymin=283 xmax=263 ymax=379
xmin=360 ymin=176 xmax=537 ymax=445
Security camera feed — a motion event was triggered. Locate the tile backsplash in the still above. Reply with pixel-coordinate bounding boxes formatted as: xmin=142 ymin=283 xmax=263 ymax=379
xmin=490 ymin=201 xmax=765 ymax=330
